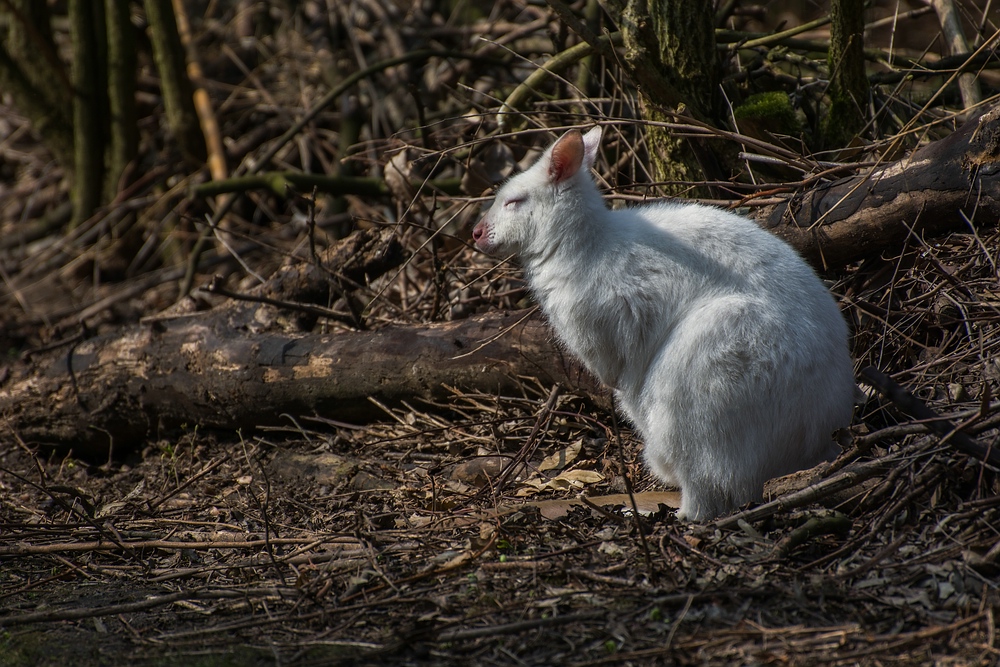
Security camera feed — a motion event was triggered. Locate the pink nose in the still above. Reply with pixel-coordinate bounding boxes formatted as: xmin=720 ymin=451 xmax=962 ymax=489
xmin=472 ymin=221 xmax=485 ymax=243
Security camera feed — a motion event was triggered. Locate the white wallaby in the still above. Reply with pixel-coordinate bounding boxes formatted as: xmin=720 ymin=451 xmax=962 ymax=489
xmin=472 ymin=127 xmax=855 ymax=520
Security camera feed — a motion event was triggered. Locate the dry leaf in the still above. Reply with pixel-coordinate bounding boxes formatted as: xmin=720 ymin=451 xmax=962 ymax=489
xmin=384 ymin=148 xmax=416 ymax=203
xmin=441 ymin=550 xmax=472 ymax=569
xmin=538 ymin=439 xmax=582 ymax=472
xmin=517 ymin=468 xmax=604 ymax=495
xmin=452 ymin=456 xmax=510 ymax=485
xmin=555 ymin=469 xmax=603 ymax=484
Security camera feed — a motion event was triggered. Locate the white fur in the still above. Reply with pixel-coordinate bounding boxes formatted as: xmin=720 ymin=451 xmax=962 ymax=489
xmin=472 ymin=127 xmax=855 ymax=521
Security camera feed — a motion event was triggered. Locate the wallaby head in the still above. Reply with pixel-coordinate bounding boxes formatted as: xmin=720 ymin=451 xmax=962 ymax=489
xmin=472 ymin=127 xmax=603 ymax=256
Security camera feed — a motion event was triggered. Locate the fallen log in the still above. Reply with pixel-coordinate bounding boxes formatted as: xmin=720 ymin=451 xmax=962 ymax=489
xmin=757 ymin=105 xmax=1000 ymax=268
xmin=1 ymin=308 xmax=596 ymax=458
xmin=1 ymin=226 xmax=597 ymax=458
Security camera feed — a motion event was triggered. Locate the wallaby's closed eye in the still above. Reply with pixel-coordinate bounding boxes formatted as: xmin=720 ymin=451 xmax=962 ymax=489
xmin=473 ymin=127 xmax=855 ymax=521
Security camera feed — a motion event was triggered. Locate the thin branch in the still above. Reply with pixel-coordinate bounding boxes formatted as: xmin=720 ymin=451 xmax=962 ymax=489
xmin=927 ymin=0 xmax=982 ymax=109
xmin=860 ymin=366 xmax=1000 ymax=467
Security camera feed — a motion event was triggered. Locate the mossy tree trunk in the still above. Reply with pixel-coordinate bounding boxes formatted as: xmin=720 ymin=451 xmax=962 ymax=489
xmin=823 ymin=0 xmax=868 ymax=148
xmin=0 ymin=1 xmax=74 ymax=170
xmin=1 ymin=1 xmax=141 ymax=226
xmin=69 ymin=0 xmax=108 ymax=227
xmin=599 ymin=0 xmax=721 ymax=194
xmin=7 ymin=0 xmax=72 ymax=114
xmin=144 ymin=0 xmax=207 ymax=162
xmin=104 ymin=0 xmax=139 ymax=203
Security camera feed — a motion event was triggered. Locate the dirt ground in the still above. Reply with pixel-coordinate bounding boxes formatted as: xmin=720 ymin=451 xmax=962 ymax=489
xmin=3 ymin=1 xmax=1000 ymax=665
xmin=2 ymin=375 xmax=999 ymax=666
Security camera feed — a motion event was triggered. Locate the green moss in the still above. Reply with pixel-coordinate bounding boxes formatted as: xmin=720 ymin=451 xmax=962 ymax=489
xmin=733 ymin=90 xmax=796 ymax=122
xmin=733 ymin=91 xmax=800 ymax=135
xmin=734 ymin=91 xmax=791 ymax=119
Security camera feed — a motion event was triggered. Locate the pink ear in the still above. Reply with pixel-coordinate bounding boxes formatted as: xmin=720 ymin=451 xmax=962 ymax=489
xmin=547 ymin=130 xmax=584 ymax=184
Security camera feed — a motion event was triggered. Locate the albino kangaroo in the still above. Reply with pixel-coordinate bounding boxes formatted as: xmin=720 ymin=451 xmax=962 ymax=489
xmin=472 ymin=127 xmax=855 ymax=520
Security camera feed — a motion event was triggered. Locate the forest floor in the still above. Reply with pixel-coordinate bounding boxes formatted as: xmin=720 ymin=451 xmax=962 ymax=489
xmin=3 ymin=388 xmax=1000 ymax=666
xmin=3 ymin=2 xmax=1000 ymax=665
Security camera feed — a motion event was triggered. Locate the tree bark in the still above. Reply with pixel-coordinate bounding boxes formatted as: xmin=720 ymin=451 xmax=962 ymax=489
xmin=928 ymin=0 xmax=981 ymax=111
xmin=7 ymin=0 xmax=59 ymax=89
xmin=1 ymin=0 xmax=74 ymax=149
xmin=104 ymin=0 xmax=138 ymax=201
xmin=600 ymin=0 xmax=722 ymax=192
xmin=0 ymin=225 xmax=595 ymax=458
xmin=757 ymin=105 xmax=1000 ymax=269
xmin=143 ymin=0 xmax=206 ymax=162
xmin=823 ymin=0 xmax=868 ymax=148
xmin=69 ymin=0 xmax=107 ymax=227
xmin=2 ymin=0 xmax=74 ymax=120
xmin=2 ymin=309 xmax=597 ymax=459
xmin=0 ymin=40 xmax=74 ymax=170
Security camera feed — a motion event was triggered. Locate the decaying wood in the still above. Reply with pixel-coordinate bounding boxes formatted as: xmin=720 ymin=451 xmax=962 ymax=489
xmin=1 ymin=306 xmax=595 ymax=457
xmin=0 ymin=225 xmax=598 ymax=458
xmin=758 ymin=105 xmax=1000 ymax=268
